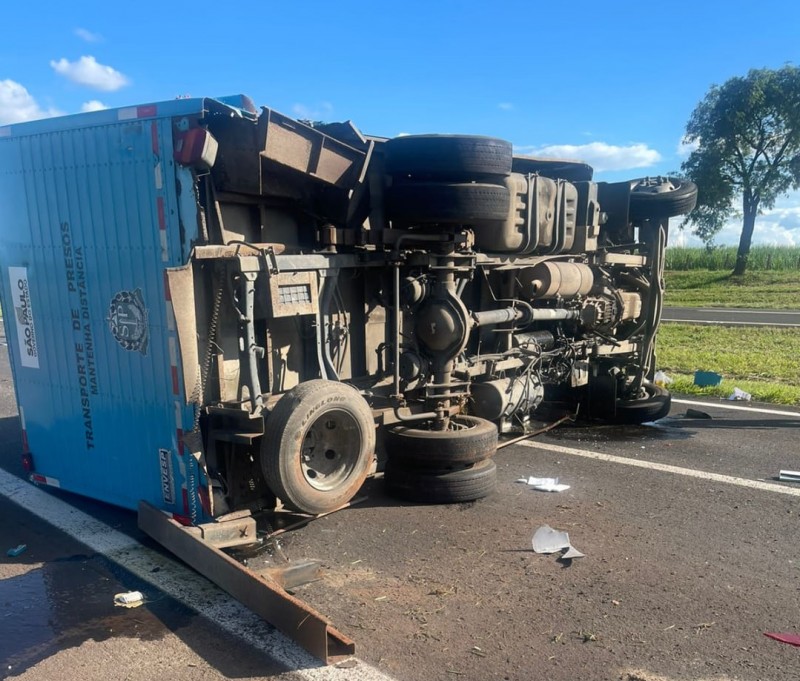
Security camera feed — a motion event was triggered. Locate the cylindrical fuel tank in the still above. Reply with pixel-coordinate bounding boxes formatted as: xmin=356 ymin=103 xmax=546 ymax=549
xmin=519 ymin=262 xmax=594 ymax=299
xmin=471 ymin=375 xmax=544 ymax=421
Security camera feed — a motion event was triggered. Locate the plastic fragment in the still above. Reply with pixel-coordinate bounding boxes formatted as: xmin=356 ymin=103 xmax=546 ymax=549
xmin=685 ymin=408 xmax=712 ymax=419
xmin=764 ymin=632 xmax=800 ymax=647
xmin=562 ymin=546 xmax=585 ymax=559
xmin=653 ymin=370 xmax=673 ymax=387
xmin=694 ymin=371 xmax=722 ymax=387
xmin=778 ymin=470 xmax=800 ymax=483
xmin=532 ymin=525 xmax=584 ymax=559
xmin=728 ymin=387 xmax=752 ymax=401
xmin=516 ymin=476 xmax=570 ymax=492
xmin=6 ymin=544 xmax=26 ymax=557
xmin=114 ymin=591 xmax=144 ymax=608
xmin=532 ymin=525 xmax=571 ymax=554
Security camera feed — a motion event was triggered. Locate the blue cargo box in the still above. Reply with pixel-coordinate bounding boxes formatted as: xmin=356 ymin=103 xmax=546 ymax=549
xmin=0 ymin=96 xmax=253 ymax=518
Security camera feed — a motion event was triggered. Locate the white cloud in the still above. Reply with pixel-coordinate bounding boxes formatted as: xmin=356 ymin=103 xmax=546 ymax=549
xmin=0 ymin=80 xmax=62 ymax=125
xmin=75 ymin=28 xmax=103 ymax=43
xmin=674 ymin=191 xmax=800 ymax=246
xmin=291 ymin=101 xmax=333 ymax=120
xmin=517 ymin=141 xmax=661 ymax=172
xmin=498 ymin=102 xmax=514 ymax=111
xmin=676 ymin=135 xmax=699 ymax=157
xmin=81 ymin=100 xmax=108 ymax=112
xmin=50 ymin=56 xmax=129 ymax=91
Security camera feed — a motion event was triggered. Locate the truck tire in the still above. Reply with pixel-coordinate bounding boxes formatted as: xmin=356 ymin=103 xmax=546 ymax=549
xmin=385 ymin=415 xmax=498 ymax=468
xmin=629 ymin=177 xmax=698 ymax=220
xmin=612 ymin=382 xmax=672 ymax=424
xmin=385 ymin=134 xmax=513 ymax=178
xmin=261 ymin=380 xmax=375 ymax=514
xmin=384 ymin=458 xmax=497 ymax=504
xmin=386 ymin=182 xmax=510 ymax=224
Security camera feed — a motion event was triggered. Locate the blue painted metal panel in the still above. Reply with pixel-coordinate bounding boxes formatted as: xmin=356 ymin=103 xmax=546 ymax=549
xmin=0 ymin=97 xmax=227 ymax=517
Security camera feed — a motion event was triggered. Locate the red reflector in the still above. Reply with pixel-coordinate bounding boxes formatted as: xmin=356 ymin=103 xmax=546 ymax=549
xmin=21 ymin=452 xmax=34 ymax=473
xmin=137 ymin=104 xmax=157 ymax=118
xmin=173 ymin=127 xmax=218 ymax=168
xmin=172 ymin=513 xmax=193 ymax=526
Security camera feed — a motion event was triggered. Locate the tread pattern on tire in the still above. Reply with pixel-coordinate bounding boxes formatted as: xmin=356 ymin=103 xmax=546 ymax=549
xmin=613 ymin=383 xmax=671 ymax=425
xmin=261 ymin=380 xmax=374 ymax=514
xmin=386 ymin=182 xmax=510 ymax=223
xmin=629 ymin=178 xmax=698 ymax=220
xmin=385 ymin=415 xmax=498 ymax=468
xmin=385 ymin=135 xmax=513 ymax=177
xmin=384 ymin=458 xmax=497 ymax=504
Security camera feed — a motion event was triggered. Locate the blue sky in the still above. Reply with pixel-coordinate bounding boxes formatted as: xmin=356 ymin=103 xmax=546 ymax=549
xmin=2 ymin=0 xmax=800 ymax=246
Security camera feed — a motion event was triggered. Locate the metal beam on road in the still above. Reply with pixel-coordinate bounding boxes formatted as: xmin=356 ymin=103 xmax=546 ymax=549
xmin=0 ymin=468 xmax=395 ymax=681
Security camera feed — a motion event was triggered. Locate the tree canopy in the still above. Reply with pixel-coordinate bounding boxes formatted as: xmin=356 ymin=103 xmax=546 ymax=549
xmin=681 ymin=65 xmax=800 ymax=274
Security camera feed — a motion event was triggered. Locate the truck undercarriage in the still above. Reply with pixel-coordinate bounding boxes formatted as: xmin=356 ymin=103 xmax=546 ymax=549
xmin=168 ymin=100 xmax=698 ymax=516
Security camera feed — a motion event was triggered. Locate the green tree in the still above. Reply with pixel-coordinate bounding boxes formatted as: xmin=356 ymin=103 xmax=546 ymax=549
xmin=681 ymin=66 xmax=800 ymax=275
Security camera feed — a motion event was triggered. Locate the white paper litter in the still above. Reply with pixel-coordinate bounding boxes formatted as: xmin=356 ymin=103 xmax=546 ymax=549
xmin=728 ymin=387 xmax=752 ymax=401
xmin=114 ymin=591 xmax=144 ymax=608
xmin=516 ymin=476 xmax=571 ymax=492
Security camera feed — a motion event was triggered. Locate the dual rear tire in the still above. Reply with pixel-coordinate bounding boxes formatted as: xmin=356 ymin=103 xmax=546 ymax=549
xmin=383 ymin=414 xmax=499 ymax=504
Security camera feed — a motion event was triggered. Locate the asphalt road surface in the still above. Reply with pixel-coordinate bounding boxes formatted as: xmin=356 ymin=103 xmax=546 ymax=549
xmin=662 ymin=306 xmax=800 ymax=327
xmin=2 ymin=343 xmax=800 ymax=680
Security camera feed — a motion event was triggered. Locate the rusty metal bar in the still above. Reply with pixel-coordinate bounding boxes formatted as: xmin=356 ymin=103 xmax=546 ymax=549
xmin=137 ymin=501 xmax=355 ymax=664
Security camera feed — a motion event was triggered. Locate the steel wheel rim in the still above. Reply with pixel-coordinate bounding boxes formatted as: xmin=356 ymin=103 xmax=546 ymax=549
xmin=300 ymin=408 xmax=361 ymax=491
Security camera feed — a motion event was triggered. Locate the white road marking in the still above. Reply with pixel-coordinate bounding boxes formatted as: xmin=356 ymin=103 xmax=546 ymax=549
xmin=518 ymin=440 xmax=800 ymax=497
xmin=662 ymin=318 xmax=800 ymax=327
xmin=694 ymin=309 xmax=799 ymax=315
xmin=672 ymin=398 xmax=800 ymax=418
xmin=0 ymin=468 xmax=394 ymax=681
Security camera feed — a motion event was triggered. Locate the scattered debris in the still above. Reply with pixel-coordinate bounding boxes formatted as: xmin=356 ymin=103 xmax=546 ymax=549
xmin=693 ymin=621 xmax=715 ymax=634
xmin=685 ymin=408 xmax=712 ymax=419
xmin=653 ymin=370 xmax=673 ymax=387
xmin=335 ymin=659 xmax=359 ymax=669
xmin=764 ymin=632 xmax=800 ymax=647
xmin=778 ymin=470 xmax=800 ymax=483
xmin=6 ymin=544 xmax=26 ymax=557
xmin=562 ymin=546 xmax=585 ymax=559
xmin=728 ymin=387 xmax=752 ymax=401
xmin=532 ymin=525 xmax=585 ymax=560
xmin=114 ymin=591 xmax=144 ymax=608
xmin=516 ymin=476 xmax=570 ymax=492
xmin=694 ymin=371 xmax=722 ymax=387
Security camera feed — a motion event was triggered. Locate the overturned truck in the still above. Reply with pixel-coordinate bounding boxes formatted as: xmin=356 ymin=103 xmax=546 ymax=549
xmin=0 ymin=95 xmax=696 ymax=659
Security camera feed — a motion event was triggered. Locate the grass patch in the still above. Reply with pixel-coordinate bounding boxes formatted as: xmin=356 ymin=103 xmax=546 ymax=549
xmin=664 ymin=270 xmax=800 ymax=309
xmin=666 ymin=245 xmax=800 ymax=270
xmin=656 ymin=323 xmax=800 ymax=405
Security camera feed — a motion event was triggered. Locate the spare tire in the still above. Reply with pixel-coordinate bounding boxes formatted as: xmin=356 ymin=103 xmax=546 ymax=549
xmin=385 ymin=415 xmax=498 ymax=468
xmin=384 ymin=458 xmax=497 ymax=504
xmin=385 ymin=135 xmax=513 ymax=178
xmin=386 ymin=182 xmax=511 ymax=224
xmin=629 ymin=176 xmax=698 ymax=220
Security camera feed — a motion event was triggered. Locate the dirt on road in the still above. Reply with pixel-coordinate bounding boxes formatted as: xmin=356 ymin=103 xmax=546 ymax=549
xmin=273 ymin=415 xmax=799 ymax=681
